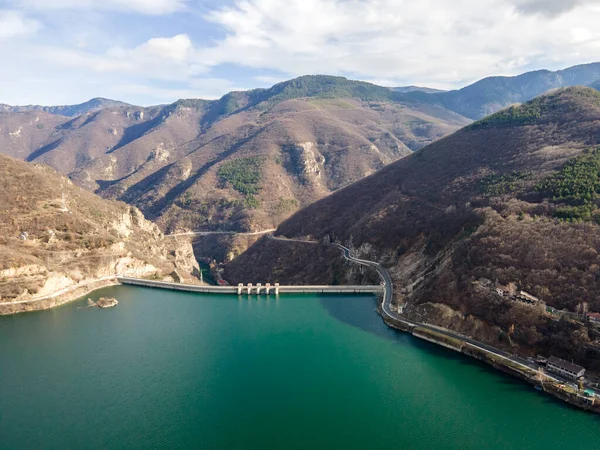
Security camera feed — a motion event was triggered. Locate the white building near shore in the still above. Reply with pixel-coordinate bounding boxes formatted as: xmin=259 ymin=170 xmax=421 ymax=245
xmin=546 ymin=356 xmax=585 ymax=380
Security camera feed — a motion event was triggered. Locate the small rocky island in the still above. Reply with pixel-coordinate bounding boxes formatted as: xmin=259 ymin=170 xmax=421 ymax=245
xmin=87 ymin=297 xmax=118 ymax=309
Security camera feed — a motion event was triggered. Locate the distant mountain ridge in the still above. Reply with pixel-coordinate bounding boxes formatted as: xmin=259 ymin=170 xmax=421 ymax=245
xmin=391 ymin=85 xmax=446 ymax=94
xmin=0 ymin=98 xmax=131 ymax=117
xmin=3 ymin=63 xmax=600 ymax=122
xmin=194 ymin=75 xmax=409 ymax=126
xmin=400 ymin=62 xmax=600 ymax=119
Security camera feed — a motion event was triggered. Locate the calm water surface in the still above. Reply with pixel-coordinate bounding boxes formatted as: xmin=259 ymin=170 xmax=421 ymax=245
xmin=1 ymin=286 xmax=599 ymax=449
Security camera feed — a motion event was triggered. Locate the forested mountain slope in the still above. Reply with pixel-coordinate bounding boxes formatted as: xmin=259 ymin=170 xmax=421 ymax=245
xmin=227 ymin=87 xmax=600 ymax=371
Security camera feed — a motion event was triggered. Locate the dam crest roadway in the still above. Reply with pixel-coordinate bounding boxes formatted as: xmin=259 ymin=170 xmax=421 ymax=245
xmin=117 ymin=277 xmax=383 ymax=296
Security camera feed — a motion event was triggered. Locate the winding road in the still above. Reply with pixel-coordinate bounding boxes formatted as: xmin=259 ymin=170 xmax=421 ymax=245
xmin=167 ymin=229 xmax=277 ymax=238
xmin=332 ymin=243 xmax=561 ymax=380
xmin=268 ymin=235 xmax=318 ymax=245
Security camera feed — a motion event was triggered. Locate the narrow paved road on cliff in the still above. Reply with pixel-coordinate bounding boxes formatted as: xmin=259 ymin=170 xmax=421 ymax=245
xmin=332 ymin=243 xmax=557 ymax=379
xmin=269 ymin=236 xmax=549 ymax=376
xmin=334 ymin=243 xmax=394 ymax=315
xmin=268 ymin=235 xmax=318 ymax=244
xmin=167 ymin=229 xmax=276 ymax=238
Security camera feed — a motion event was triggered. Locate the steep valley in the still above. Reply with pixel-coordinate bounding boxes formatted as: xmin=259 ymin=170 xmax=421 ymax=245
xmin=226 ymin=87 xmax=600 ymax=373
xmin=0 ymin=76 xmax=470 ymax=245
xmin=4 ymin=65 xmax=600 ymax=263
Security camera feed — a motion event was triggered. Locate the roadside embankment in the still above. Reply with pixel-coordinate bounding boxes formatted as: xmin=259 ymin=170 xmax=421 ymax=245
xmin=0 ymin=277 xmax=119 ymax=315
xmin=542 ymin=383 xmax=600 ymax=413
xmin=383 ymin=313 xmax=600 ymax=414
xmin=412 ymin=327 xmax=465 ymax=352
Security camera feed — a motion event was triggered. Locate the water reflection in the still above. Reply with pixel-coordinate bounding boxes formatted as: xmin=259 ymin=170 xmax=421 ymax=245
xmin=319 ymin=295 xmax=407 ymax=343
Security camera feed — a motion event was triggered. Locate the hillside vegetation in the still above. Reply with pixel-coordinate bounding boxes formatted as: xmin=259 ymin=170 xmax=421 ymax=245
xmin=0 ymin=154 xmax=199 ymax=312
xmin=217 ymin=156 xmax=264 ymax=205
xmin=534 ymin=148 xmax=600 ymax=221
xmin=0 ymin=76 xmax=470 ymax=242
xmin=254 ymin=75 xmax=401 ymax=103
xmin=227 ymin=87 xmax=600 ymax=372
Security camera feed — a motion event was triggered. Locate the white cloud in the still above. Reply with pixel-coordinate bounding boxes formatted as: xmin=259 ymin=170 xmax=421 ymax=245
xmin=15 ymin=0 xmax=186 ymax=15
xmin=0 ymin=10 xmax=40 ymax=39
xmin=0 ymin=28 xmax=215 ymax=104
xmin=138 ymin=34 xmax=193 ymax=62
xmin=2 ymin=0 xmax=600 ymax=105
xmin=510 ymin=0 xmax=600 ymax=17
xmin=571 ymin=27 xmax=593 ymax=43
xmin=38 ymin=34 xmax=203 ymax=81
xmin=196 ymin=0 xmax=600 ymax=88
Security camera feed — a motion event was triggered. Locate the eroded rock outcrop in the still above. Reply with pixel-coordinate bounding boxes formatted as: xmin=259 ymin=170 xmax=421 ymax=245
xmin=96 ymin=297 xmax=118 ymax=308
xmin=0 ymin=154 xmax=201 ymax=315
xmin=288 ymin=142 xmax=325 ymax=182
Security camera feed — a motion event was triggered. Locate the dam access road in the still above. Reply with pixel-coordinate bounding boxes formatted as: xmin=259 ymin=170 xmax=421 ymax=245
xmin=332 ymin=242 xmax=569 ymax=384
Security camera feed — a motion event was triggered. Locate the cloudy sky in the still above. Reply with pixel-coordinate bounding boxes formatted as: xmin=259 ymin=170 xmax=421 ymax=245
xmin=1 ymin=0 xmax=599 ymax=105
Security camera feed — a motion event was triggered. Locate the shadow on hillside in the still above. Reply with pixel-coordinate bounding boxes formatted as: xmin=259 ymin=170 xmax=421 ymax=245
xmin=107 ymin=116 xmax=161 ymax=154
xmin=26 ymin=139 xmax=63 ymax=162
xmin=117 ymin=163 xmax=174 ymax=205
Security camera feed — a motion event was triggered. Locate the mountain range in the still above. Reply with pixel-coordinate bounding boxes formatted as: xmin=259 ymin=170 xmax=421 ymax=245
xmin=0 ymin=98 xmax=129 ymax=117
xmin=4 ymin=63 xmax=599 ymax=121
xmin=226 ymin=87 xmax=600 ymax=371
xmin=2 ymin=62 xmax=600 ymax=366
xmin=0 ymin=63 xmax=599 ymax=254
xmin=0 ymin=76 xmax=470 ymax=240
xmin=0 ymin=63 xmax=598 ymax=244
xmin=402 ymin=62 xmax=600 ymax=119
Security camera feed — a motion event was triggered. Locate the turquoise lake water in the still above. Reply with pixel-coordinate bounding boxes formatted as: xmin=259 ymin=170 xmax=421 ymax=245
xmin=1 ymin=285 xmax=599 ymax=449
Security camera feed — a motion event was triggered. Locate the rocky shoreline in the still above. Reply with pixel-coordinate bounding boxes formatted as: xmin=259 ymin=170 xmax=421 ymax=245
xmin=0 ymin=278 xmax=120 ymax=315
xmin=381 ymin=311 xmax=600 ymax=414
xmin=87 ymin=297 xmax=119 ymax=309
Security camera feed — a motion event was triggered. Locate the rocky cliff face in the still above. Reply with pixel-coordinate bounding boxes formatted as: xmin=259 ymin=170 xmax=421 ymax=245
xmin=0 ymin=155 xmax=200 ymax=313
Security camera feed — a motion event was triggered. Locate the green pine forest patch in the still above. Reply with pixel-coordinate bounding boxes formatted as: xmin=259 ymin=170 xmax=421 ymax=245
xmin=217 ymin=157 xmax=265 ymax=208
xmin=481 ymin=170 xmax=534 ymax=196
xmin=481 ymin=147 xmax=600 ymax=223
xmin=536 ymin=147 xmax=600 ymax=222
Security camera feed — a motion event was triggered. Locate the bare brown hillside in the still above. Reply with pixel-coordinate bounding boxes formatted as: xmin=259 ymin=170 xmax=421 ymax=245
xmin=0 ymin=76 xmax=470 ymax=239
xmin=0 ymin=154 xmax=199 ymax=313
xmin=226 ymin=87 xmax=600 ymax=372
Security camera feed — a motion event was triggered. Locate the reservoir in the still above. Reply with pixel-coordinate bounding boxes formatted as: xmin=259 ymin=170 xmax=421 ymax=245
xmin=1 ymin=286 xmax=599 ymax=449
